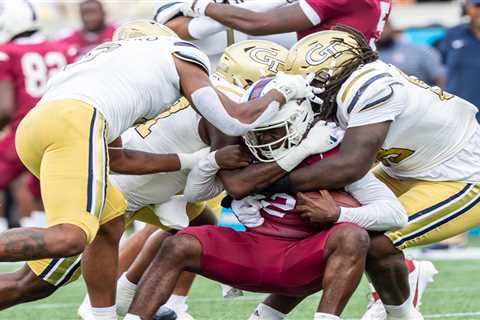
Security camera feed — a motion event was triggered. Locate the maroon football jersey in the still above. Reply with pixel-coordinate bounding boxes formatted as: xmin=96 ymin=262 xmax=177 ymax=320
xmin=298 ymin=0 xmax=392 ymax=44
xmin=251 ymin=147 xmax=341 ymax=239
xmin=0 ymin=34 xmax=78 ymax=129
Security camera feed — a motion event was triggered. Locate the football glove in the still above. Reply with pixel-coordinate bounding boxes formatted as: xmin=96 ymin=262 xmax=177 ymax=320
xmin=153 ymin=1 xmax=186 ymax=24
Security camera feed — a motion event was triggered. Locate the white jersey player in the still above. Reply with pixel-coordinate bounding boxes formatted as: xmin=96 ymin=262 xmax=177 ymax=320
xmin=255 ymin=28 xmax=480 ymax=320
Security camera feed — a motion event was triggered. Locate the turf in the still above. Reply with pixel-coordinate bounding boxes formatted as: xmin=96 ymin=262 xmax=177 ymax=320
xmin=0 ymin=260 xmax=479 ymax=320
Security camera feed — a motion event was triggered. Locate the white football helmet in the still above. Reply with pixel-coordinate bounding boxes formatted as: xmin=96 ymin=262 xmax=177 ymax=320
xmin=112 ymin=19 xmax=178 ymax=41
xmin=0 ymin=0 xmax=39 ymax=44
xmin=242 ymin=78 xmax=314 ymax=162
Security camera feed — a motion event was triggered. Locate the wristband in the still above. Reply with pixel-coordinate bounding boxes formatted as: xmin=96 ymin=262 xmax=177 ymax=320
xmin=275 ymin=145 xmax=309 ymax=172
xmin=194 ymin=0 xmax=213 ymax=16
xmin=178 ymin=153 xmax=200 ymax=170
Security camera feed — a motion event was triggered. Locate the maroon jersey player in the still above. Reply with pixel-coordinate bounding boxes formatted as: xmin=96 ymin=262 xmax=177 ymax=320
xmin=123 ymin=84 xmax=406 ymax=320
xmin=158 ymin=0 xmax=391 ymax=47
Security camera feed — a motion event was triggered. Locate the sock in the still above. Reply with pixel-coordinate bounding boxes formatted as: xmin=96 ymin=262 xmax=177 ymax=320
xmin=124 ymin=314 xmax=142 ymax=320
xmin=91 ymin=305 xmax=117 ymax=320
xmin=116 ymin=273 xmax=137 ymax=316
xmin=165 ymin=294 xmax=187 ymax=311
xmin=313 ymin=313 xmax=340 ymax=320
xmin=250 ymin=303 xmax=286 ymax=320
xmin=384 ymin=297 xmax=419 ymax=320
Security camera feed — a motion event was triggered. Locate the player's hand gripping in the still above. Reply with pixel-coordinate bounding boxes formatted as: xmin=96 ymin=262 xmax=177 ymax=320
xmin=181 ymin=0 xmax=218 ymax=17
xmin=297 ymin=190 xmax=341 ymax=226
xmin=154 ymin=0 xmax=186 ymax=23
xmin=271 ymin=72 xmax=324 ymax=104
xmin=215 ymin=145 xmax=252 ymax=170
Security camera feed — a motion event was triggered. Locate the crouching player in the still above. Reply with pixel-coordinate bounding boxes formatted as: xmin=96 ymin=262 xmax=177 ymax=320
xmin=123 ymin=83 xmax=408 ymax=320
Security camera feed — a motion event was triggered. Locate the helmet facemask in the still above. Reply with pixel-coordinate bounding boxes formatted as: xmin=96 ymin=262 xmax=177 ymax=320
xmin=244 ymin=99 xmax=314 ymax=162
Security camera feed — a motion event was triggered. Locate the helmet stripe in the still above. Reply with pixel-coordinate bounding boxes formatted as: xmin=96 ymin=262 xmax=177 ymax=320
xmin=247 ymin=78 xmax=274 ymax=101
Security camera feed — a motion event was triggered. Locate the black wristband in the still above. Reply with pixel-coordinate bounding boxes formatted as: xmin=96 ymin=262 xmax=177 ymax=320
xmin=261 ymin=175 xmax=293 ymax=198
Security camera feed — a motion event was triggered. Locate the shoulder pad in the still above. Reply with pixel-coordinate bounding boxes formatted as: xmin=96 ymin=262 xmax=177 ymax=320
xmin=337 ymin=62 xmax=403 ymax=115
xmin=173 ymin=41 xmax=211 ymax=75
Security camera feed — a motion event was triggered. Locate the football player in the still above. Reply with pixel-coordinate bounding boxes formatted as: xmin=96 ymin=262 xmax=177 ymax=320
xmin=157 ymin=0 xmax=391 ymax=48
xmin=123 ymin=81 xmax=408 ymax=320
xmin=0 ymin=0 xmax=78 ymax=230
xmin=201 ymin=26 xmax=480 ymax=320
xmin=58 ymin=0 xmax=116 ymax=57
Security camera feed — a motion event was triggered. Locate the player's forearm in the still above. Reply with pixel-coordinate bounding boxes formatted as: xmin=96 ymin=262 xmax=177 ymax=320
xmin=220 ymin=163 xmax=286 ymax=200
xmin=110 ymin=150 xmax=181 ymax=175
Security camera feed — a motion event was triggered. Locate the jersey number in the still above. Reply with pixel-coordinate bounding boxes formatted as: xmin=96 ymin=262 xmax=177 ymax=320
xmin=397 ymin=68 xmax=454 ymax=101
xmin=376 ymin=148 xmax=415 ymax=167
xmin=135 ymin=98 xmax=190 ymax=138
xmin=21 ymin=52 xmax=67 ymax=97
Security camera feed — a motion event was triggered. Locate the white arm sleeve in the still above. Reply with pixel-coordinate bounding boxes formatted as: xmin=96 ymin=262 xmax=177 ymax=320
xmin=338 ymin=172 xmax=408 ymax=231
xmin=187 ymin=0 xmax=292 ymax=39
xmin=191 ymin=86 xmax=279 ymax=136
xmin=184 ymin=151 xmax=225 ymax=202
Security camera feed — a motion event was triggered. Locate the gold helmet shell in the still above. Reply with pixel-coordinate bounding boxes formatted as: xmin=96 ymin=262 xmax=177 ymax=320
xmin=112 ymin=19 xmax=178 ymax=41
xmin=215 ymin=40 xmax=288 ymax=89
xmin=285 ymin=29 xmax=366 ymax=82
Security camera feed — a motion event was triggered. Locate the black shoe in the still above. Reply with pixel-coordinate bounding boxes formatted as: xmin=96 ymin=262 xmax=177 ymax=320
xmin=153 ymin=306 xmax=178 ymax=320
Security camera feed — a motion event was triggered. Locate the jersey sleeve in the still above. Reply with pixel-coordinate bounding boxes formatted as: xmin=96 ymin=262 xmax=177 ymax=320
xmin=299 ymin=0 xmax=353 ymax=25
xmin=172 ymin=41 xmax=211 ymax=75
xmin=0 ymin=49 xmax=13 ymax=82
xmin=336 ymin=64 xmax=407 ymax=128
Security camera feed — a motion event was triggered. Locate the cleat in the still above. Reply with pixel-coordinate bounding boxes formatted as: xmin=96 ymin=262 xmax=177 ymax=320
xmin=361 ymin=260 xmax=438 ymax=320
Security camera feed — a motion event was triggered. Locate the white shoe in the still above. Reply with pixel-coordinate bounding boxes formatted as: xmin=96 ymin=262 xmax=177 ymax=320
xmin=174 ymin=304 xmax=195 ymax=320
xmin=77 ymin=295 xmax=95 ymax=320
xmin=361 ymin=260 xmax=438 ymax=320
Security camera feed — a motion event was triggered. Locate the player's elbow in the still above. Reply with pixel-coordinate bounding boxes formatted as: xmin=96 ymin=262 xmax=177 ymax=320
xmin=222 ymin=180 xmax=250 ymax=200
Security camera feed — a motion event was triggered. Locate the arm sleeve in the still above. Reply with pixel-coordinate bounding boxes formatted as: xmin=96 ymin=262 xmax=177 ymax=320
xmin=338 ymin=172 xmax=408 ymax=231
xmin=184 ymin=151 xmax=225 ymax=202
xmin=0 ymin=51 xmax=13 ymax=82
xmin=187 ymin=0 xmax=292 ymax=39
xmin=191 ymin=86 xmax=279 ymax=136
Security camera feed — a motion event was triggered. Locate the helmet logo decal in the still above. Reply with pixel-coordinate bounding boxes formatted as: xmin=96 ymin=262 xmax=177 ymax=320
xmin=249 ymin=48 xmax=285 ymax=73
xmin=305 ymin=42 xmax=344 ymax=66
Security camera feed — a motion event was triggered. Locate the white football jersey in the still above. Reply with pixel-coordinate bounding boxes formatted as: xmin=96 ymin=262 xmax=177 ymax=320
xmin=40 ymin=36 xmax=211 ymax=142
xmin=111 ymin=75 xmax=245 ymax=212
xmin=336 ymin=60 xmax=480 ymax=181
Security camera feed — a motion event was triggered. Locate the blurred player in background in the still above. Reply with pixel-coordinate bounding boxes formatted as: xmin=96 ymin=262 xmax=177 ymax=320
xmin=0 ymin=0 xmax=77 ymax=231
xmin=59 ymin=0 xmax=116 ymax=57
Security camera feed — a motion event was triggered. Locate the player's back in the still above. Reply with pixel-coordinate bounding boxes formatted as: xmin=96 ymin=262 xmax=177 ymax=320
xmin=337 ymin=60 xmax=479 ymax=178
xmin=111 ymin=101 xmax=206 ymax=212
xmin=41 ymin=36 xmax=210 ymax=143
xmin=0 ymin=33 xmax=77 ymax=129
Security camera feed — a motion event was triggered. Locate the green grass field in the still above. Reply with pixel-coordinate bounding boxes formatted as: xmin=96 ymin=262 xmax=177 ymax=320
xmin=0 ymin=260 xmax=479 ymax=320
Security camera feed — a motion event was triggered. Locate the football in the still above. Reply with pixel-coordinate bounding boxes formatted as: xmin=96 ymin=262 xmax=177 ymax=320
xmin=303 ymin=190 xmax=360 ymax=208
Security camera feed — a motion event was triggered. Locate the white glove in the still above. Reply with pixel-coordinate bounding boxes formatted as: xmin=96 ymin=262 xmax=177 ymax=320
xmin=154 ymin=1 xmax=186 ymax=24
xmin=178 ymin=147 xmax=211 ymax=170
xmin=271 ymin=71 xmax=323 ymax=103
xmin=181 ymin=0 xmax=213 ymax=17
xmin=276 ymin=121 xmax=340 ymax=172
xmin=231 ymin=195 xmax=266 ymax=228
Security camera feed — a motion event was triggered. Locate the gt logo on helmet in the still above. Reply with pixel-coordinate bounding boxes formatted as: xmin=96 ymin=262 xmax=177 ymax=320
xmin=305 ymin=42 xmax=344 ymax=66
xmin=249 ymin=48 xmax=285 ymax=73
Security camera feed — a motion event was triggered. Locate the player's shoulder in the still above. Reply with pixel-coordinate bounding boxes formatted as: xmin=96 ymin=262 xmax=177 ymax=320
xmin=171 ymin=39 xmax=211 ymax=75
xmin=336 ymin=60 xmax=403 ymax=115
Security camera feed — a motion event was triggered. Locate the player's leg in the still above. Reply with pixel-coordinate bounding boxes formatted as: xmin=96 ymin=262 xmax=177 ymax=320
xmin=127 ymin=233 xmax=202 ymax=319
xmin=119 ymin=224 xmax=158 ymax=274
xmin=315 ymin=224 xmax=370 ymax=318
xmin=0 ymin=101 xmax=110 ymax=262
xmin=364 ymin=170 xmax=478 ymax=319
xmin=0 ymin=264 xmax=57 ymax=309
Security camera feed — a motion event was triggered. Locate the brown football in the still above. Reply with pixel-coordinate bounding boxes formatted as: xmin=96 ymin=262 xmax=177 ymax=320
xmin=302 ymin=190 xmax=360 ymax=208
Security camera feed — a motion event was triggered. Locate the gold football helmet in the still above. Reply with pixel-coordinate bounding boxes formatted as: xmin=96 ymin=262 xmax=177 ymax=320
xmin=285 ymin=29 xmax=367 ymax=82
xmin=215 ymin=40 xmax=288 ymax=89
xmin=112 ymin=19 xmax=178 ymax=41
